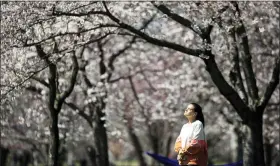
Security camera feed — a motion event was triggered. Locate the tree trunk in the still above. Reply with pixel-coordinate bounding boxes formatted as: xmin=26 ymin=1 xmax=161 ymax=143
xmin=19 ymin=150 xmax=31 ymax=166
xmin=94 ymin=108 xmax=109 ymax=166
xmin=242 ymin=113 xmax=265 ymax=166
xmin=236 ymin=131 xmax=243 ymax=162
xmin=232 ymin=127 xmax=243 ymax=162
xmin=127 ymin=127 xmax=147 ymax=166
xmin=86 ymin=145 xmax=97 ymax=166
xmin=151 ymin=136 xmax=160 ymax=166
xmin=264 ymin=143 xmax=272 ymax=166
xmin=149 ymin=122 xmax=161 ymax=166
xmin=164 ymin=135 xmax=172 ymax=157
xmin=151 ymin=123 xmax=159 ymax=155
xmin=49 ymin=112 xmax=60 ymax=166
xmin=0 ymin=146 xmax=9 ymax=166
xmin=80 ymin=159 xmax=87 ymax=166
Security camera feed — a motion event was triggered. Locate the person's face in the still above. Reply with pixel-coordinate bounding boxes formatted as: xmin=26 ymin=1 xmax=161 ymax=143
xmin=184 ymin=104 xmax=197 ymax=118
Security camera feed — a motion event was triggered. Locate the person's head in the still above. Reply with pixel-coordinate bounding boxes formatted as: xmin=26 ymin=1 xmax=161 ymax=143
xmin=184 ymin=103 xmax=205 ymax=126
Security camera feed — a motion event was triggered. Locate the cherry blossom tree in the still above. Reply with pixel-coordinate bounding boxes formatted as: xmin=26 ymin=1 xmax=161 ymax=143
xmin=2 ymin=2 xmax=89 ymax=166
xmin=1 ymin=2 xmax=279 ymax=166
xmin=1 ymin=2 xmax=137 ymax=165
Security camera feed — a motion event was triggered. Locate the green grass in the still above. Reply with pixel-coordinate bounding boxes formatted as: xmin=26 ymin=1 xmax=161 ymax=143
xmin=115 ymin=160 xmax=139 ymax=166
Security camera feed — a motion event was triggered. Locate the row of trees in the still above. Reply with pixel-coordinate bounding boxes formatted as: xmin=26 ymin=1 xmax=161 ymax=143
xmin=1 ymin=2 xmax=279 ymax=166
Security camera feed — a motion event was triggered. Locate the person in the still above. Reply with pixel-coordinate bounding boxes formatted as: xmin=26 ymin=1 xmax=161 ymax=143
xmin=174 ymin=103 xmax=208 ymax=166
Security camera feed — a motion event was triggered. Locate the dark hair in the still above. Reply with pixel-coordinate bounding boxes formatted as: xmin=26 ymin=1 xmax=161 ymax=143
xmin=190 ymin=103 xmax=205 ymax=127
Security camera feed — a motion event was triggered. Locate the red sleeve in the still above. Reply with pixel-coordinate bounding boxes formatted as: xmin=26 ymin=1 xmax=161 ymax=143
xmin=183 ymin=139 xmax=202 ymax=155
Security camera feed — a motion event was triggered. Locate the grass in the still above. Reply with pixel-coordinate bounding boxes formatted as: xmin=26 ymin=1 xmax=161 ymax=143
xmin=115 ymin=160 xmax=139 ymax=166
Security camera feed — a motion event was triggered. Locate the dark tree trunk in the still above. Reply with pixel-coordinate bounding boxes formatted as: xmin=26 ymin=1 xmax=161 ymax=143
xmin=58 ymin=146 xmax=67 ymax=166
xmin=151 ymin=137 xmax=161 ymax=166
xmin=242 ymin=112 xmax=265 ymax=166
xmin=127 ymin=127 xmax=147 ymax=166
xmin=151 ymin=137 xmax=159 ymax=155
xmin=87 ymin=145 xmax=97 ymax=166
xmin=80 ymin=159 xmax=87 ymax=166
xmin=264 ymin=142 xmax=272 ymax=166
xmin=93 ymin=41 xmax=109 ymax=166
xmin=233 ymin=127 xmax=243 ymax=162
xmin=12 ymin=152 xmax=19 ymax=166
xmin=149 ymin=123 xmax=159 ymax=153
xmin=203 ymin=56 xmax=268 ymax=166
xmin=236 ymin=131 xmax=243 ymax=162
xmin=0 ymin=146 xmax=9 ymax=166
xmin=49 ymin=112 xmax=60 ymax=166
xmin=164 ymin=135 xmax=172 ymax=157
xmin=19 ymin=150 xmax=31 ymax=166
xmin=35 ymin=44 xmax=78 ymax=166
xmin=94 ymin=107 xmax=109 ymax=166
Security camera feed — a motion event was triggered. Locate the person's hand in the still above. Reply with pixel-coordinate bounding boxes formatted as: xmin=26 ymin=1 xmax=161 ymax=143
xmin=177 ymin=150 xmax=187 ymax=161
xmin=179 ymin=149 xmax=184 ymax=154
xmin=177 ymin=152 xmax=184 ymax=160
xmin=177 ymin=153 xmax=182 ymax=160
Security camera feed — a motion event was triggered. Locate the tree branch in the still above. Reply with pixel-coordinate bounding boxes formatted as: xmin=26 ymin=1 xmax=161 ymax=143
xmin=35 ymin=45 xmax=51 ymax=64
xmin=0 ymin=65 xmax=49 ymax=100
xmin=97 ymin=41 xmax=107 ymax=81
xmin=35 ymin=45 xmax=57 ymax=113
xmin=102 ymin=2 xmax=204 ymax=58
xmin=27 ymin=74 xmax=93 ymax=127
xmin=232 ymin=2 xmax=259 ymax=102
xmin=32 ymin=76 xmax=49 ymax=87
xmin=259 ymin=56 xmax=280 ymax=111
xmin=52 ymin=9 xmax=108 ymax=17
xmin=23 ymin=24 xmax=118 ymax=47
xmin=128 ymin=76 xmax=145 ymax=111
xmin=152 ymin=2 xmax=204 ymax=37
xmin=64 ymin=101 xmax=92 ymax=127
xmin=204 ymin=55 xmax=249 ymax=122
xmin=107 ymin=36 xmax=137 ymax=81
xmin=56 ymin=52 xmax=79 ymax=112
xmin=106 ymin=13 xmax=155 ymax=81
xmin=228 ymin=28 xmax=248 ymax=104
xmin=139 ymin=66 xmax=157 ymax=92
xmin=83 ymin=32 xmax=115 ymax=46
xmin=52 ymin=2 xmax=204 ymax=57
xmin=79 ymin=59 xmax=94 ymax=88
xmin=25 ymin=85 xmax=43 ymax=94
